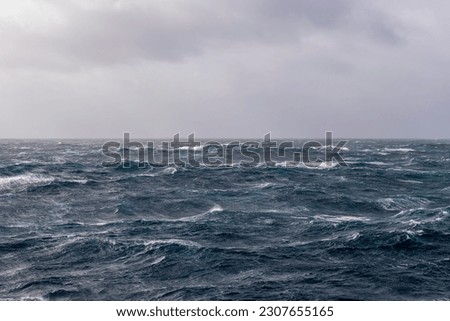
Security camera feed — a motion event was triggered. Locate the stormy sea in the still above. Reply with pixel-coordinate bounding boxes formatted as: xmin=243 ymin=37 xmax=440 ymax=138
xmin=0 ymin=139 xmax=449 ymax=301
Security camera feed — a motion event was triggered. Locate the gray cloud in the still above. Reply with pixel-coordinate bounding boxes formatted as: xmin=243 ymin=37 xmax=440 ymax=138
xmin=0 ymin=0 xmax=449 ymax=138
xmin=1 ymin=0 xmax=401 ymax=69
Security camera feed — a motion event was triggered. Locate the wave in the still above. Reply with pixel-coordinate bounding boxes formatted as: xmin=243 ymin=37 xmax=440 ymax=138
xmin=310 ymin=145 xmax=349 ymax=151
xmin=178 ymin=145 xmax=204 ymax=151
xmin=377 ymin=197 xmax=429 ymax=211
xmin=178 ymin=204 xmax=224 ymax=222
xmin=365 ymin=161 xmax=392 ymax=166
xmin=316 ymin=161 xmax=340 ymax=169
xmin=275 ymin=161 xmax=299 ymax=167
xmin=313 ymin=214 xmax=371 ymax=223
xmin=143 ymin=239 xmax=202 ymax=248
xmin=59 ymin=178 xmax=88 ymax=185
xmin=208 ymin=204 xmax=224 ymax=213
xmin=398 ymin=179 xmax=423 ymax=184
xmin=383 ymin=148 xmax=415 ymax=153
xmin=149 ymin=256 xmax=166 ymax=265
xmin=253 ymin=182 xmax=274 ymax=189
xmin=394 ymin=207 xmax=450 ymax=225
xmin=347 ymin=161 xmax=392 ymax=166
xmin=163 ymin=167 xmax=177 ymax=175
xmin=0 ymin=174 xmax=54 ymax=192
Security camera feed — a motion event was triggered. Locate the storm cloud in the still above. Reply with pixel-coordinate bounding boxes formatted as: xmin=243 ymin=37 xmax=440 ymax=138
xmin=1 ymin=0 xmax=449 ymax=138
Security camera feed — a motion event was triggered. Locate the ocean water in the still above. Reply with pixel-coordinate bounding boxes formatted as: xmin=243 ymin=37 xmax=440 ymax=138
xmin=0 ymin=139 xmax=450 ymax=300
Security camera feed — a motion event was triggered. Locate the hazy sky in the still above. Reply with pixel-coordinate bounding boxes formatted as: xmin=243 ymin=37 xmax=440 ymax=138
xmin=1 ymin=0 xmax=449 ymax=138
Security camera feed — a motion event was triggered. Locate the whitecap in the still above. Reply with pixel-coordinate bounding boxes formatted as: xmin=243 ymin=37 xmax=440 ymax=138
xmin=20 ymin=296 xmax=45 ymax=301
xmin=137 ymin=173 xmax=157 ymax=177
xmin=177 ymin=204 xmax=224 ymax=222
xmin=254 ymin=182 xmax=273 ymax=189
xmin=61 ymin=178 xmax=88 ymax=184
xmin=275 ymin=161 xmax=299 ymax=167
xmin=366 ymin=161 xmax=391 ymax=166
xmin=179 ymin=145 xmax=203 ymax=151
xmin=143 ymin=239 xmax=201 ymax=248
xmin=0 ymin=174 xmax=54 ymax=192
xmin=347 ymin=232 xmax=360 ymax=240
xmin=398 ymin=179 xmax=423 ymax=184
xmin=299 ymin=161 xmax=339 ymax=169
xmin=383 ymin=148 xmax=415 ymax=153
xmin=323 ymin=145 xmax=349 ymax=151
xmin=208 ymin=204 xmax=224 ymax=213
xmin=317 ymin=161 xmax=339 ymax=169
xmin=162 ymin=167 xmax=177 ymax=175
xmin=313 ymin=214 xmax=370 ymax=223
xmin=149 ymin=256 xmax=166 ymax=266
xmin=377 ymin=197 xmax=429 ymax=211
xmin=0 ymin=264 xmax=30 ymax=278
xmin=395 ymin=207 xmax=449 ymax=224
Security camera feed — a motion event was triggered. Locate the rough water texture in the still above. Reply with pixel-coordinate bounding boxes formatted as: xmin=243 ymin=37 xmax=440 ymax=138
xmin=0 ymin=139 xmax=449 ymax=300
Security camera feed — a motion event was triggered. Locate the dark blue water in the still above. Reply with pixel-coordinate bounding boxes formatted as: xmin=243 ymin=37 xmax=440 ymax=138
xmin=1 ymin=139 xmax=449 ymax=300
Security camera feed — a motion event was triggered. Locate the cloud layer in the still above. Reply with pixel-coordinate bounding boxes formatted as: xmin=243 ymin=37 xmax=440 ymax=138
xmin=1 ymin=0 xmax=449 ymax=138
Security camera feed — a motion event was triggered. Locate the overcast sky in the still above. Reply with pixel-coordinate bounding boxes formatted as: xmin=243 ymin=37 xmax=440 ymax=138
xmin=1 ymin=0 xmax=449 ymax=138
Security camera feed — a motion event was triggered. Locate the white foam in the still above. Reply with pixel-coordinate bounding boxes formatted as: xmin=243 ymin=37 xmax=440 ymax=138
xmin=298 ymin=161 xmax=339 ymax=169
xmin=387 ymin=168 xmax=432 ymax=174
xmin=366 ymin=161 xmax=391 ymax=166
xmin=179 ymin=145 xmax=203 ymax=151
xmin=0 ymin=263 xmax=29 ymax=278
xmin=254 ymin=182 xmax=273 ymax=188
xmin=143 ymin=239 xmax=201 ymax=248
xmin=208 ymin=204 xmax=224 ymax=213
xmin=274 ymin=161 xmax=301 ymax=168
xmin=149 ymin=256 xmax=166 ymax=266
xmin=176 ymin=204 xmax=224 ymax=222
xmin=317 ymin=161 xmax=339 ymax=169
xmin=396 ymin=208 xmax=449 ymax=224
xmin=137 ymin=173 xmax=157 ymax=177
xmin=162 ymin=167 xmax=177 ymax=175
xmin=0 ymin=174 xmax=54 ymax=192
xmin=347 ymin=232 xmax=360 ymax=240
xmin=63 ymin=178 xmax=88 ymax=184
xmin=324 ymin=145 xmax=349 ymax=151
xmin=383 ymin=148 xmax=415 ymax=153
xmin=398 ymin=179 xmax=423 ymax=184
xmin=20 ymin=296 xmax=45 ymax=301
xmin=377 ymin=197 xmax=429 ymax=211
xmin=275 ymin=161 xmax=288 ymax=167
xmin=313 ymin=214 xmax=370 ymax=223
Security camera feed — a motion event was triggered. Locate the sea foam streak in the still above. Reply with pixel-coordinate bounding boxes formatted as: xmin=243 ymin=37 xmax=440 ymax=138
xmin=0 ymin=174 xmax=54 ymax=192
xmin=383 ymin=148 xmax=415 ymax=152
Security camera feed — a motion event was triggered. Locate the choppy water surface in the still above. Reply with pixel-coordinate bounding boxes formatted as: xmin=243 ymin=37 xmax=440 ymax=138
xmin=0 ymin=139 xmax=449 ymax=300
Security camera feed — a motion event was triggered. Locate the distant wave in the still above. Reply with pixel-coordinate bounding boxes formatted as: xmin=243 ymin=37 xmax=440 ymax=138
xmin=383 ymin=148 xmax=416 ymax=153
xmin=0 ymin=174 xmax=54 ymax=192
